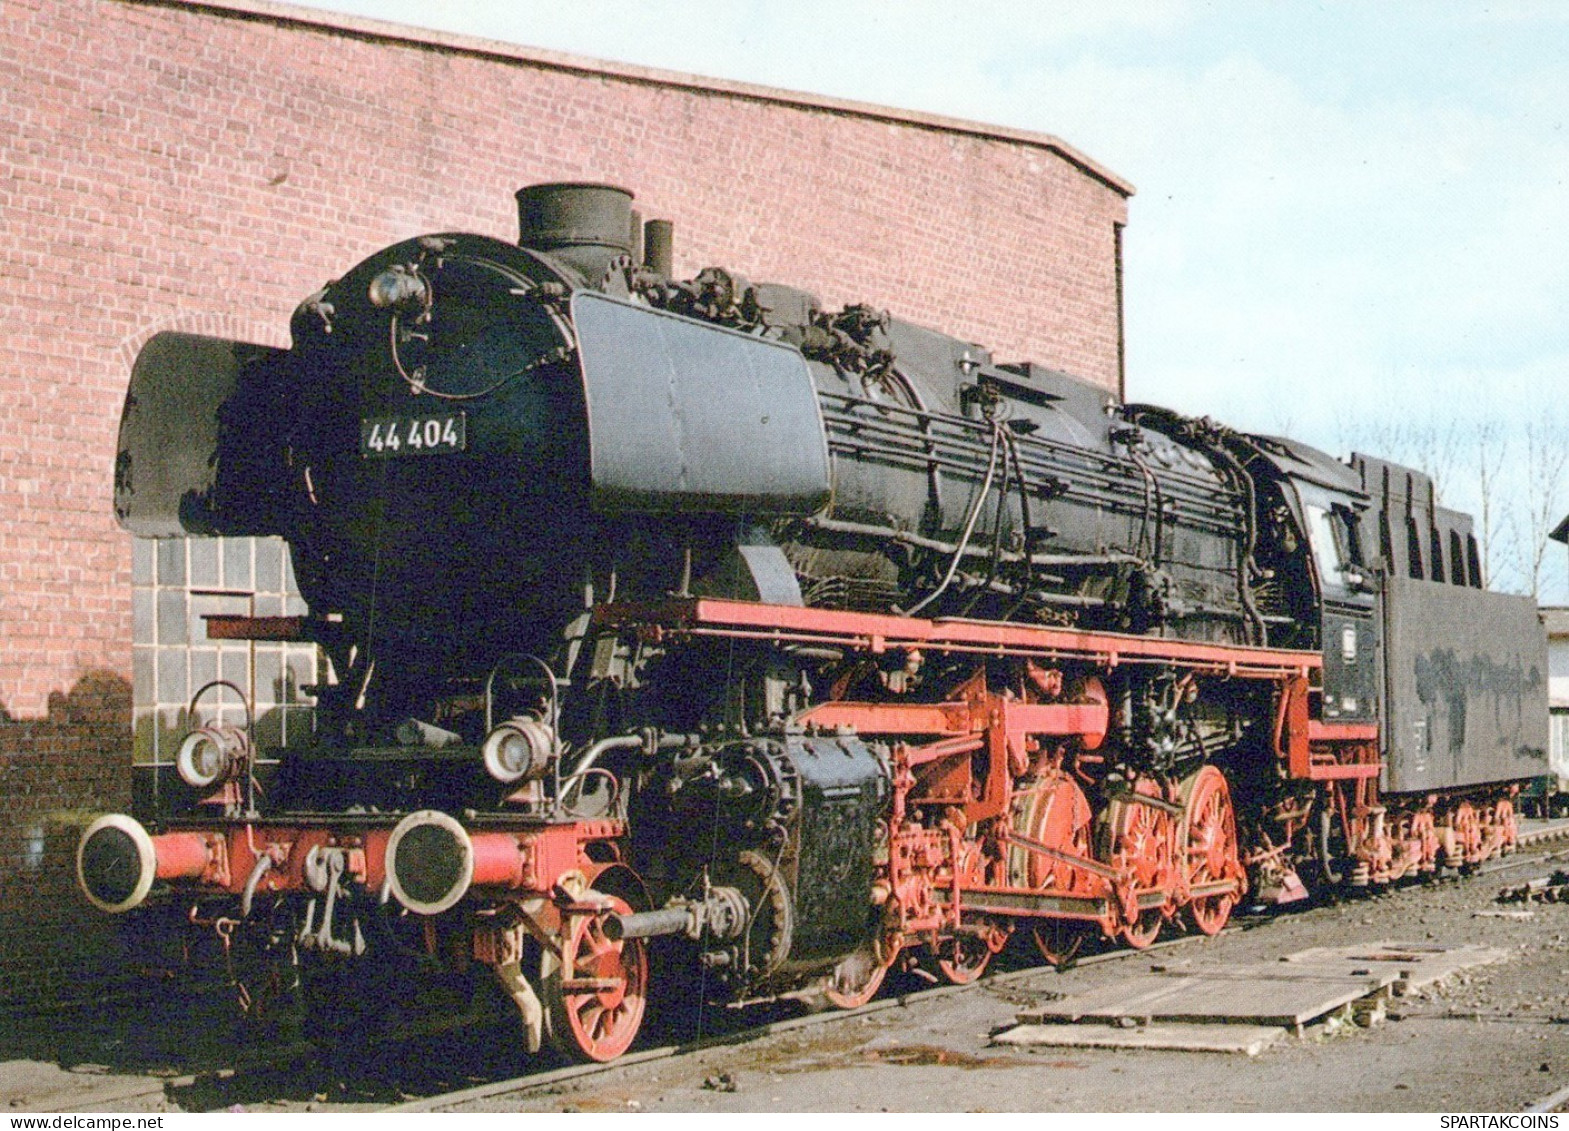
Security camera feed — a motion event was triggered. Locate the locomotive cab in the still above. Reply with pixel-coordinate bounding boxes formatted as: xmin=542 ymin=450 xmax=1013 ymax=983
xmin=1249 ymin=436 xmax=1379 ymax=725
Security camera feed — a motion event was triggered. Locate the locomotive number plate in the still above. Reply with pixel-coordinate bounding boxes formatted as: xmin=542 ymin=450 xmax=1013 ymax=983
xmin=360 ymin=413 xmax=466 ymax=457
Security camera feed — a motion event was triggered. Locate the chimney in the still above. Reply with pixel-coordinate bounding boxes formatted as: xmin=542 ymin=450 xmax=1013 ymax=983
xmin=515 ymin=182 xmax=634 ymax=281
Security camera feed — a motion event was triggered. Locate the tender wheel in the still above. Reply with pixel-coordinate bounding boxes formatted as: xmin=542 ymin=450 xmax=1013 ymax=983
xmin=1411 ymin=809 xmax=1439 ymax=872
xmin=936 ymin=932 xmax=992 ymax=985
xmin=1178 ymin=765 xmax=1243 ymax=936
xmin=542 ymin=895 xmax=648 ymax=1063
xmin=1496 ymin=797 xmax=1518 ymax=854
xmin=822 ymin=942 xmax=892 ymax=1009
xmin=1451 ymin=801 xmax=1482 ymax=868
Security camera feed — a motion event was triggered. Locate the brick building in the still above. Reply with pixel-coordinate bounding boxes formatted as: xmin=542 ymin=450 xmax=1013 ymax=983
xmin=0 ymin=0 xmax=1131 ymax=997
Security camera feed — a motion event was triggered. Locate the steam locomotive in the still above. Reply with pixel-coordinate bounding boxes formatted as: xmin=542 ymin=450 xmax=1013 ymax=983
xmin=81 ymin=183 xmax=1548 ymax=1062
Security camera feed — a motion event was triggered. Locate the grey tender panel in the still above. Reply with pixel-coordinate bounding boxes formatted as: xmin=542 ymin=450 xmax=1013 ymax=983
xmin=1382 ymin=575 xmax=1548 ymax=793
xmin=114 ymin=332 xmax=283 ymax=538
xmin=571 ymin=292 xmax=831 ymax=515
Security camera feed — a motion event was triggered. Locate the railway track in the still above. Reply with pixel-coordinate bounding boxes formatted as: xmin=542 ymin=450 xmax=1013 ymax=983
xmin=383 ymin=927 xmax=1220 ymax=1114
xmin=21 ymin=917 xmax=1215 ymax=1113
xmin=28 ymin=821 xmax=1569 ymax=1114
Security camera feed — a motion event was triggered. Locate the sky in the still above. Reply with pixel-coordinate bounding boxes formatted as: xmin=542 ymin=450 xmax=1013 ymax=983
xmin=284 ymin=0 xmax=1569 ymax=597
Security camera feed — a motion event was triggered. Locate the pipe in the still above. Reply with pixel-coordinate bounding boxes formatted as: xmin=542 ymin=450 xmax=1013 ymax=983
xmin=643 ymin=218 xmax=673 ymax=277
xmin=240 ymin=853 xmax=273 ymax=919
xmin=904 ymin=423 xmax=1004 ymax=616
xmin=569 ymin=734 xmax=644 ymax=779
xmin=603 ymin=906 xmax=692 ymax=942
xmin=568 ymin=731 xmax=697 ymax=779
xmin=806 ymin=515 xmax=1140 ymax=569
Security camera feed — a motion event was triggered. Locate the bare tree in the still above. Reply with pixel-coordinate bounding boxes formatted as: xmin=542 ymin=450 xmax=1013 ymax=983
xmin=1330 ymin=410 xmax=1462 ymax=495
xmin=1471 ymin=418 xmax=1507 ymax=588
xmin=1507 ymin=417 xmax=1569 ymax=599
xmin=1336 ymin=416 xmax=1463 ymax=499
xmin=1308 ymin=409 xmax=1568 ymax=600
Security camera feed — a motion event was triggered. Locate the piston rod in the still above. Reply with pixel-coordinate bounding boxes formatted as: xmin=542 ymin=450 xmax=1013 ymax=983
xmin=603 ymin=906 xmax=692 ymax=942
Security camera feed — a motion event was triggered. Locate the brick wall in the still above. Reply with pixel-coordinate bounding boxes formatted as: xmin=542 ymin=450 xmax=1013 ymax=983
xmin=0 ymin=0 xmax=1129 ymax=997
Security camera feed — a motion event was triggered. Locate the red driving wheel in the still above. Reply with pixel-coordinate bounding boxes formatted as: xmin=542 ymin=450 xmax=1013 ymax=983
xmin=1178 ymin=765 xmax=1242 ymax=937
xmin=1106 ymin=776 xmax=1174 ymax=948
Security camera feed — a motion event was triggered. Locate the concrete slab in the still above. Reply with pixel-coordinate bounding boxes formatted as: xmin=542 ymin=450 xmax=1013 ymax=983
xmin=1004 ymin=940 xmax=1506 ymax=1055
xmin=994 ymin=1022 xmax=1286 ymax=1056
xmin=1018 ymin=968 xmax=1390 ymax=1028
xmin=1274 ymin=940 xmax=1509 ymax=992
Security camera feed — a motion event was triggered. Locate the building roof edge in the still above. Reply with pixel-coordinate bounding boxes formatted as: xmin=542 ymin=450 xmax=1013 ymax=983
xmin=133 ymin=0 xmax=1135 ymax=197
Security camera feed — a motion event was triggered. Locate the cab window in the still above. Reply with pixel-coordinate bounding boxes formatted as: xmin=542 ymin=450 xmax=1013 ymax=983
xmin=1306 ymin=503 xmax=1357 ymax=590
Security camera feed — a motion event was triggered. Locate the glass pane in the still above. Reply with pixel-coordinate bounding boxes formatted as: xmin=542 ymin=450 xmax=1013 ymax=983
xmin=133 ymin=538 xmax=154 ymax=586
xmin=156 ymin=590 xmax=187 ymax=646
xmin=254 ymin=708 xmax=283 ymax=750
xmin=280 ymin=705 xmax=315 ymax=747
xmin=223 ymin=537 xmax=254 ymax=590
xmin=220 ymin=648 xmax=250 ymax=691
xmin=132 ymin=713 xmax=158 ymax=765
xmin=284 ymin=652 xmax=314 ymax=702
xmin=156 ymin=538 xmax=185 ymax=586
xmin=190 ymin=648 xmax=218 ymax=692
xmin=255 ymin=539 xmax=284 ymax=594
xmin=132 ymin=647 xmax=155 ymax=708
xmin=1307 ymin=504 xmax=1347 ymax=590
xmin=132 ymin=589 xmax=154 ymax=643
xmin=156 ymin=648 xmax=188 ymax=706
xmin=189 ymin=539 xmax=219 ymax=587
xmin=255 ymin=646 xmax=283 ymax=708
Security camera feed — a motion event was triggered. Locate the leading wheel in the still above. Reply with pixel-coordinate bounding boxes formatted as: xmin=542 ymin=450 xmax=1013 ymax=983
xmin=542 ymin=895 xmax=648 ymax=1063
xmin=1178 ymin=765 xmax=1242 ymax=937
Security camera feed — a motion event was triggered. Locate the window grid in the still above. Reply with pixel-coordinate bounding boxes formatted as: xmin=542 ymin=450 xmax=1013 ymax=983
xmin=132 ymin=537 xmax=317 ymax=765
